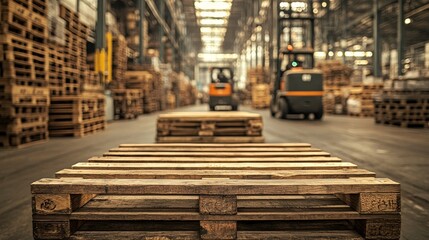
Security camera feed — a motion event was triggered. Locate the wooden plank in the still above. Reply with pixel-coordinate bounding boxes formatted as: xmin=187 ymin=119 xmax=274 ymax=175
xmin=238 ymin=230 xmax=364 ymax=240
xmin=118 ymin=143 xmax=312 ymax=148
xmin=31 ymin=178 xmax=400 ymax=195
xmin=156 ymin=136 xmax=265 ymax=143
xmin=102 ymin=151 xmax=331 ymax=157
xmin=71 ymin=162 xmax=357 ymax=171
xmin=68 ymin=210 xmax=398 ymax=221
xmin=70 ymin=231 xmax=199 ymax=240
xmin=158 ymin=112 xmax=262 ymax=120
xmin=87 ymin=156 xmax=343 ymax=163
xmin=56 ymin=169 xmax=376 ymax=179
xmin=109 ymin=147 xmax=322 ymax=152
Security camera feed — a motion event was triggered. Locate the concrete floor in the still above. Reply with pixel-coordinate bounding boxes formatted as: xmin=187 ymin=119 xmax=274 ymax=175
xmin=0 ymin=104 xmax=428 ymax=240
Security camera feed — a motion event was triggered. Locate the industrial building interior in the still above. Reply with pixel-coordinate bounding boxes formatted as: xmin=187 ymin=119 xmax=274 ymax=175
xmin=0 ymin=0 xmax=428 ymax=239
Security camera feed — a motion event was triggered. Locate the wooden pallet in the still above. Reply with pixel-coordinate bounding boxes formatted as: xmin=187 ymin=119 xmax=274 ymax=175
xmin=157 ymin=112 xmax=264 ymax=143
xmin=48 ymin=96 xmax=106 ymax=137
xmin=0 ymin=122 xmax=48 ymax=147
xmin=374 ymin=94 xmax=429 ymax=128
xmin=111 ymin=89 xmax=143 ymax=119
xmin=31 ymin=143 xmax=400 ymax=240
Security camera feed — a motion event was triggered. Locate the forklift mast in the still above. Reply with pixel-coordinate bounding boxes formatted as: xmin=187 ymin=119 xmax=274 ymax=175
xmin=274 ymin=0 xmax=316 ymax=96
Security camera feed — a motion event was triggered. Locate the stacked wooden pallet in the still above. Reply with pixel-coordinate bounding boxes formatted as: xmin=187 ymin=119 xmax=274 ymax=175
xmin=125 ymin=69 xmax=163 ymax=113
xmin=0 ymin=0 xmax=50 ymax=147
xmin=48 ymin=96 xmax=105 ymax=137
xmin=317 ymin=61 xmax=353 ymax=114
xmin=374 ymin=78 xmax=429 ymax=128
xmin=112 ymin=34 xmax=127 ymax=84
xmin=156 ymin=112 xmax=264 ymax=143
xmin=251 ymin=84 xmax=271 ymax=109
xmin=47 ymin=4 xmax=105 ymax=137
xmin=347 ymin=84 xmax=384 ymax=117
xmin=31 ymin=143 xmax=401 ymax=240
xmin=111 ymin=89 xmax=143 ymax=119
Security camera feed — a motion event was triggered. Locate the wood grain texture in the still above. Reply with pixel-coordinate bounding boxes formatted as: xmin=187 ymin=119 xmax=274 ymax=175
xmin=199 ymin=195 xmax=237 ymax=215
xmin=31 ymin=178 xmax=400 ymax=195
xmin=200 ymin=221 xmax=236 ymax=240
xmin=56 ymin=169 xmax=376 ymax=179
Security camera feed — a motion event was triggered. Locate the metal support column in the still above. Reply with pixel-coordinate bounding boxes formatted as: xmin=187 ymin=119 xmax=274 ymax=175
xmin=95 ymin=0 xmax=106 ymax=81
xmin=138 ymin=0 xmax=146 ymax=64
xmin=373 ymin=0 xmax=382 ymax=78
xmin=397 ymin=0 xmax=404 ymax=76
xmin=76 ymin=0 xmax=80 ymax=13
xmin=157 ymin=0 xmax=165 ymax=63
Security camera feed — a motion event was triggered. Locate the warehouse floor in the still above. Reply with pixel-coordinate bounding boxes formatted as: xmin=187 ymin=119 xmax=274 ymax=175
xmin=0 ymin=104 xmax=428 ymax=240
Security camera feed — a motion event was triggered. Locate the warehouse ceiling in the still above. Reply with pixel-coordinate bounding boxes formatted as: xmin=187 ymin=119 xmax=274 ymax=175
xmin=182 ymin=0 xmax=245 ymax=55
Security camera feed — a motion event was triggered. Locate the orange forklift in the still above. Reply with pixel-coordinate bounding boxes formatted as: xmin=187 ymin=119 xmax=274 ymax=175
xmin=270 ymin=0 xmax=324 ymax=120
xmin=208 ymin=67 xmax=239 ymax=111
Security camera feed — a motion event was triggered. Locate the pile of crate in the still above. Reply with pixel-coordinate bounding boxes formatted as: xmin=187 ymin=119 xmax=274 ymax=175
xmin=125 ymin=69 xmax=163 ymax=113
xmin=247 ymin=67 xmax=269 ymax=105
xmin=347 ymin=84 xmax=384 ymax=117
xmin=251 ymin=84 xmax=271 ymax=109
xmin=0 ymin=0 xmax=50 ymax=147
xmin=111 ymin=89 xmax=143 ymax=119
xmin=374 ymin=77 xmax=429 ymax=128
xmin=47 ymin=4 xmax=105 ymax=137
xmin=32 ymin=143 xmax=401 ymax=240
xmin=156 ymin=112 xmax=264 ymax=143
xmin=317 ymin=61 xmax=353 ymax=114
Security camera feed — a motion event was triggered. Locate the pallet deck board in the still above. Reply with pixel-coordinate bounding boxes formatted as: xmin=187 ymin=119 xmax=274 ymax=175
xmin=103 ymin=151 xmax=331 ymax=157
xmin=31 ymin=177 xmax=399 ymax=195
xmin=56 ymin=168 xmax=376 ymax=179
xmin=87 ymin=156 xmax=343 ymax=163
xmin=109 ymin=147 xmax=322 ymax=152
xmin=119 ymin=143 xmax=312 ymax=148
xmin=71 ymin=162 xmax=356 ymax=170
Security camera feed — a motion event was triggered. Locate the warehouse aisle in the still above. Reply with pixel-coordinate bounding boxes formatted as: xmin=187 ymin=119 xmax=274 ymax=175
xmin=0 ymin=104 xmax=428 ymax=240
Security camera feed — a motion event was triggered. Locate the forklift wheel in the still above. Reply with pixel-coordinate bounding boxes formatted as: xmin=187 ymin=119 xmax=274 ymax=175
xmin=314 ymin=111 xmax=324 ymax=120
xmin=276 ymin=98 xmax=288 ymax=119
xmin=303 ymin=113 xmax=310 ymax=120
xmin=209 ymin=106 xmax=216 ymax=111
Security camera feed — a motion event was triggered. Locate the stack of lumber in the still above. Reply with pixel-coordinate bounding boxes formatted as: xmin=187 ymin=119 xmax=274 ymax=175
xmin=48 ymin=96 xmax=106 ymax=137
xmin=251 ymin=84 xmax=271 ymax=109
xmin=111 ymin=89 xmax=143 ymax=119
xmin=31 ymin=143 xmax=401 ymax=240
xmin=347 ymin=84 xmax=384 ymax=117
xmin=374 ymin=77 xmax=429 ymax=128
xmin=156 ymin=112 xmax=264 ymax=143
xmin=47 ymin=4 xmax=105 ymax=137
xmin=0 ymin=0 xmax=50 ymax=147
xmin=317 ymin=61 xmax=353 ymax=114
xmin=247 ymin=68 xmax=269 ymax=105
